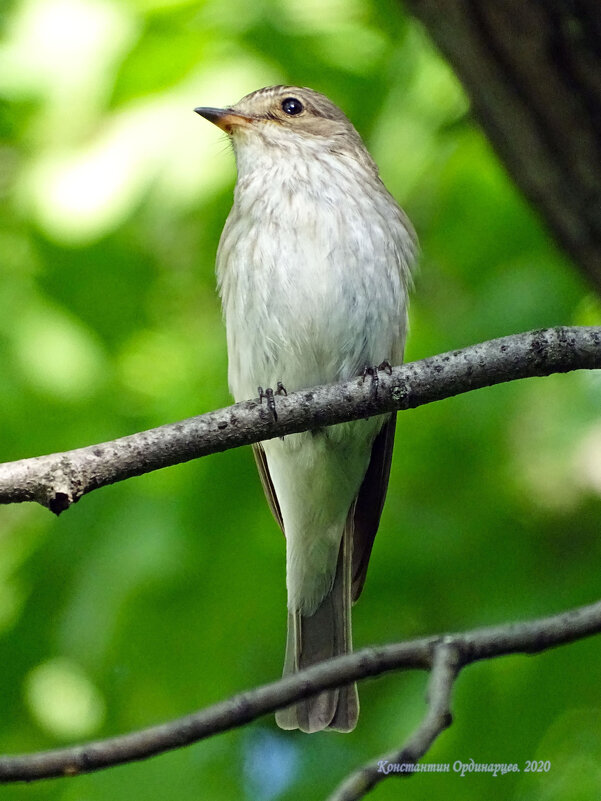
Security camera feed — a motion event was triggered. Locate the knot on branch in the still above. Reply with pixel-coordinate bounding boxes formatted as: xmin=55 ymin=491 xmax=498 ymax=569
xmin=42 ymin=462 xmax=84 ymax=515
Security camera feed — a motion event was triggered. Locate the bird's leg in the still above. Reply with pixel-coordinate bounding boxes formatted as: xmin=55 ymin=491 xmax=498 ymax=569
xmin=258 ymin=386 xmax=276 ymax=420
xmin=258 ymin=382 xmax=287 ymax=421
xmin=361 ymin=365 xmax=377 ymax=387
xmin=361 ymin=360 xmax=392 ymax=396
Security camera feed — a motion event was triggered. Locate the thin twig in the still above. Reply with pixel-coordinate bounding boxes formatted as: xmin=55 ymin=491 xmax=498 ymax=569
xmin=1 ymin=598 xmax=600 ymax=783
xmin=327 ymin=641 xmax=460 ymax=800
xmin=0 ymin=326 xmax=599 ymax=513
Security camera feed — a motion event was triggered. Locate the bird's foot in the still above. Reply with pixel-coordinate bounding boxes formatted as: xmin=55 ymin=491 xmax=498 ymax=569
xmin=361 ymin=360 xmax=392 ymax=395
xmin=258 ymin=382 xmax=287 ymax=421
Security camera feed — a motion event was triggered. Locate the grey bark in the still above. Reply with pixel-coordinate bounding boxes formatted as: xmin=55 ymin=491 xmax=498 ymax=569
xmin=0 ymin=326 xmax=599 ymax=514
xmin=0 ymin=597 xmax=600 ymax=784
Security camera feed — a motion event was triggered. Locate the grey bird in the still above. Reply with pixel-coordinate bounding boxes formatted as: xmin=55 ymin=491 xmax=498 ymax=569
xmin=195 ymin=86 xmax=416 ymax=732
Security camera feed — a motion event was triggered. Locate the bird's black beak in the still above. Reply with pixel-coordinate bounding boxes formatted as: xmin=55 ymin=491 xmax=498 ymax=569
xmin=194 ymin=107 xmax=253 ymax=133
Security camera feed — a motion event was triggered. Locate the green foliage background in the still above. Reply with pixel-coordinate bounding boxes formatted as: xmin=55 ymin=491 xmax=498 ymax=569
xmin=1 ymin=0 xmax=601 ymax=799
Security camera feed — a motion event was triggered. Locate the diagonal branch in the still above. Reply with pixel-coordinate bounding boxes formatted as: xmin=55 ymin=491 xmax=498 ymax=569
xmin=0 ymin=326 xmax=599 ymax=514
xmin=1 ymin=597 xmax=600 ymax=783
xmin=327 ymin=641 xmax=459 ymax=801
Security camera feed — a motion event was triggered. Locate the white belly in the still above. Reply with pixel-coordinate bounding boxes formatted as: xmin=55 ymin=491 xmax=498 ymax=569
xmin=216 ymin=156 xmax=411 ymax=613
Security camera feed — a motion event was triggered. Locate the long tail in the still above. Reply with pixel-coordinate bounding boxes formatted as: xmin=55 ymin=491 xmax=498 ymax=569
xmin=275 ymin=523 xmax=358 ymax=733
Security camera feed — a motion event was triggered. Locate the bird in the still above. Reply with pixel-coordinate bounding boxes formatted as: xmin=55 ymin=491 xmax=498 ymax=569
xmin=195 ymin=86 xmax=416 ymax=733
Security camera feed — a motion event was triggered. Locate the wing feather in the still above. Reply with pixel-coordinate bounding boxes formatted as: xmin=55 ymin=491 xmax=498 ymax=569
xmin=252 ymin=443 xmax=284 ymax=533
xmin=350 ymin=414 xmax=397 ymax=601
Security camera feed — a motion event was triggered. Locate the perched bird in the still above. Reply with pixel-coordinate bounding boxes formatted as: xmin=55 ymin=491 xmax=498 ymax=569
xmin=196 ymin=86 xmax=416 ymax=733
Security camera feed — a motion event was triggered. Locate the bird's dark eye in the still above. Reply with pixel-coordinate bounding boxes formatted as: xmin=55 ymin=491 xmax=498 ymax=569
xmin=281 ymin=97 xmax=304 ymax=116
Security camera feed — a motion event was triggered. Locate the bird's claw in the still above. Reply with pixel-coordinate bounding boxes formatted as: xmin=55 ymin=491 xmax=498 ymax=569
xmin=258 ymin=386 xmax=276 ymax=419
xmin=258 ymin=382 xmax=287 ymax=421
xmin=361 ymin=360 xmax=392 ymax=396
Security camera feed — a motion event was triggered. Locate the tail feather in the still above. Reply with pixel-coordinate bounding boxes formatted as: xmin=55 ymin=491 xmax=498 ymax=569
xmin=275 ymin=522 xmax=358 ymax=733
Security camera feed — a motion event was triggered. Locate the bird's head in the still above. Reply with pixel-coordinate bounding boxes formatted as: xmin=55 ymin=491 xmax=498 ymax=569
xmin=195 ymin=85 xmax=375 ymax=172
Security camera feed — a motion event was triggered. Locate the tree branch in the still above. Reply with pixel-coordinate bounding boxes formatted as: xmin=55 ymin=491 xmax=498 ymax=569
xmin=327 ymin=641 xmax=459 ymax=801
xmin=0 ymin=326 xmax=599 ymax=514
xmin=0 ymin=598 xmax=600 ymax=784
